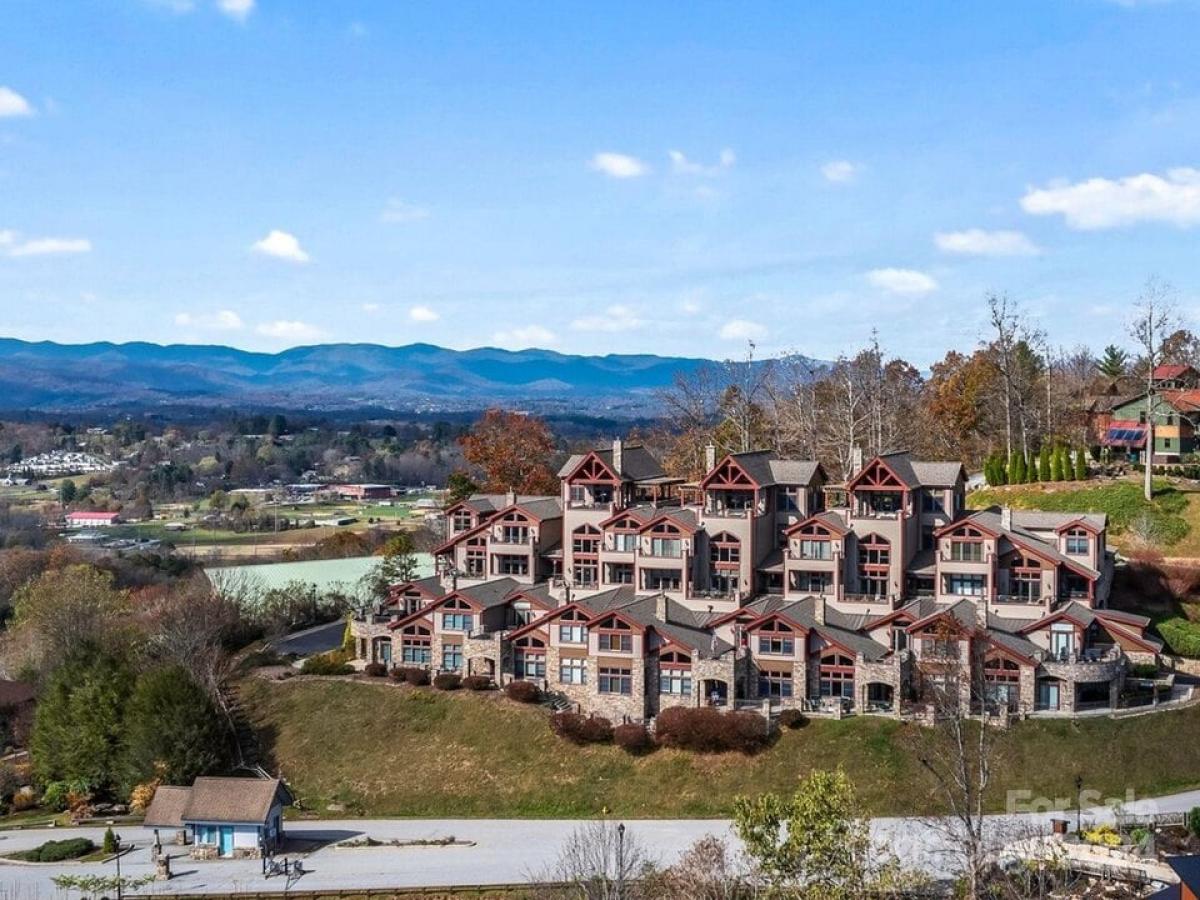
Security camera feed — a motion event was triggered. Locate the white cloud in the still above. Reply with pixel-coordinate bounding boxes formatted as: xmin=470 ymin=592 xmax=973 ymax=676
xmin=217 ymin=0 xmax=254 ymax=20
xmin=821 ymin=160 xmax=859 ymax=183
xmin=4 ymin=236 xmax=91 ymax=258
xmin=409 ymin=305 xmax=439 ymax=323
xmin=719 ymin=319 xmax=767 ymax=341
xmin=174 ymin=309 xmax=244 ymax=330
xmin=934 ymin=228 xmax=1040 ymax=256
xmin=380 ymin=199 xmax=429 ymax=223
xmin=145 ymin=0 xmax=197 ymax=11
xmin=256 ymin=320 xmax=324 ymax=342
xmin=679 ymin=297 xmax=703 ymax=315
xmin=491 ymin=325 xmax=557 ymax=349
xmin=0 ymin=87 xmax=34 ymax=118
xmin=251 ymin=230 xmax=310 ymax=263
xmin=589 ymin=152 xmax=649 ymax=179
xmin=668 ymin=148 xmax=736 ymax=176
xmin=1020 ymin=168 xmax=1200 ymax=230
xmin=866 ymin=267 xmax=939 ymax=295
xmin=361 ymin=302 xmax=381 ymax=314
xmin=571 ymin=304 xmax=645 ymax=333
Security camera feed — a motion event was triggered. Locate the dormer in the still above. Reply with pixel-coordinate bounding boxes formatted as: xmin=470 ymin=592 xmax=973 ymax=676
xmin=700 ymin=454 xmax=762 ymax=517
xmin=1055 ymin=518 xmax=1103 ymax=569
xmin=784 ymin=513 xmax=847 ymax=561
xmin=562 ymin=451 xmax=622 ymax=510
xmin=845 ymin=455 xmax=914 ymax=520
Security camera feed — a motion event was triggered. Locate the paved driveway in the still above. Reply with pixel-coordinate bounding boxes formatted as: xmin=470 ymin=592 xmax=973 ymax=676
xmin=1 ymin=788 xmax=1196 ymax=895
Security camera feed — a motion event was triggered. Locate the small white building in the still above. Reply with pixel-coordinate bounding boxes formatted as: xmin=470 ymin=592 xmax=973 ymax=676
xmin=143 ymin=777 xmax=290 ymax=858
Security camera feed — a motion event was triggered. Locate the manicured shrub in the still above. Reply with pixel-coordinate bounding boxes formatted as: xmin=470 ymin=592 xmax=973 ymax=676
xmin=777 ymin=709 xmax=808 ymax=730
xmin=1189 ymin=806 xmax=1200 ymax=838
xmin=363 ymin=662 xmax=388 ymax=678
xmin=550 ymin=712 xmax=612 ymax=745
xmin=462 ymin=675 xmax=493 ymax=691
xmin=12 ymin=838 xmax=96 ymax=862
xmin=403 ymin=667 xmax=431 ymax=686
xmin=505 ymin=680 xmax=541 ymax=703
xmin=300 ymin=653 xmax=353 ymax=676
xmin=102 ymin=827 xmax=117 ymax=855
xmin=613 ymin=723 xmax=654 ymax=755
xmin=389 ymin=666 xmax=406 ymax=682
xmin=1128 ymin=663 xmax=1159 ymax=679
xmin=655 ymin=707 xmax=768 ymax=754
xmin=433 ymin=673 xmax=462 ymax=691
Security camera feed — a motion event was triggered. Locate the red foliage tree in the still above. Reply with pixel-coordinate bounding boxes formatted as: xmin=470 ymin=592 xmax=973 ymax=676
xmin=459 ymin=409 xmax=559 ymax=495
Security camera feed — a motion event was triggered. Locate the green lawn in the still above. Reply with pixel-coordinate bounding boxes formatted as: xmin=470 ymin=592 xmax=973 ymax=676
xmin=241 ymin=678 xmax=1200 ymax=819
xmin=971 ymin=479 xmax=1193 ymax=549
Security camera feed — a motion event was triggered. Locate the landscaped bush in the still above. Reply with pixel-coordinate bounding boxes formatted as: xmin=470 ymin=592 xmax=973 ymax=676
xmin=10 ymin=837 xmax=96 ymax=862
xmin=363 ymin=662 xmax=388 ymax=678
xmin=655 ymin=707 xmax=769 ymax=754
xmin=102 ymin=827 xmax=117 ymax=855
xmin=300 ymin=653 xmax=354 ymax=676
xmin=462 ymin=675 xmax=493 ymax=691
xmin=550 ymin=712 xmax=612 ymax=745
xmin=399 ymin=667 xmax=431 ymax=686
xmin=613 ymin=723 xmax=653 ymax=755
xmin=433 ymin=673 xmax=462 ymax=691
xmin=1158 ymin=618 xmax=1200 ymax=659
xmin=1128 ymin=663 xmax=1160 ymax=679
xmin=389 ymin=666 xmax=406 ymax=682
xmin=778 ymin=708 xmax=808 ymax=730
xmin=1189 ymin=806 xmax=1200 ymax=838
xmin=505 ymin=680 xmax=541 ymax=703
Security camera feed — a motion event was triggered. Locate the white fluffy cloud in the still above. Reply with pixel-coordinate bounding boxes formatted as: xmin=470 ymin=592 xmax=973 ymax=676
xmin=719 ymin=319 xmax=767 ymax=341
xmin=361 ymin=302 xmax=381 ymax=314
xmin=409 ymin=305 xmax=439 ymax=323
xmin=217 ymin=0 xmax=254 ymax=20
xmin=866 ymin=267 xmax=939 ymax=295
xmin=0 ymin=87 xmax=34 ymax=118
xmin=256 ymin=320 xmax=324 ymax=341
xmin=589 ymin=152 xmax=649 ymax=179
xmin=668 ymin=148 xmax=735 ymax=176
xmin=821 ymin=160 xmax=859 ymax=183
xmin=380 ymin=199 xmax=429 ymax=223
xmin=174 ymin=309 xmax=244 ymax=330
xmin=934 ymin=228 xmax=1040 ymax=256
xmin=251 ymin=230 xmax=310 ymax=263
xmin=1 ymin=231 xmax=91 ymax=258
xmin=571 ymin=304 xmax=645 ymax=333
xmin=491 ymin=325 xmax=557 ymax=348
xmin=1021 ymin=168 xmax=1200 ymax=230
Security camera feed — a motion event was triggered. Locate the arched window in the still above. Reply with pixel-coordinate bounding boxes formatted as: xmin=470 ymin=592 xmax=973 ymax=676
xmin=819 ymin=649 xmax=855 ymax=699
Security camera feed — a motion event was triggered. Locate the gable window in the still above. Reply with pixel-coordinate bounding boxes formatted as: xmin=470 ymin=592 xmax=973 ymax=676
xmin=757 ymin=634 xmax=795 ymax=655
xmin=441 ymin=611 xmax=474 ymax=631
xmin=757 ymin=670 xmax=793 ymax=698
xmin=451 ymin=510 xmax=473 ymax=533
xmin=559 ymin=623 xmax=587 ymax=643
xmin=597 ymin=632 xmax=633 ymax=653
xmin=400 ymin=626 xmax=432 ymax=665
xmin=559 ymin=657 xmax=587 ymax=685
xmin=612 ymin=532 xmax=637 ymax=552
xmin=818 ymin=651 xmax=855 ymax=699
xmin=1065 ymin=529 xmax=1089 ymax=555
xmin=514 ymin=646 xmax=546 ymax=679
xmin=799 ymin=539 xmax=831 ymax=560
xmin=659 ymin=655 xmax=693 ymax=696
xmin=949 ymin=540 xmax=983 ymax=562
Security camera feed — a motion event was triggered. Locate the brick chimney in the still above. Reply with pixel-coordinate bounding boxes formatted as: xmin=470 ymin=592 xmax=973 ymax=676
xmin=704 ymin=443 xmax=717 ymax=472
xmin=612 ymin=438 xmax=623 ymax=477
xmin=656 ymin=593 xmax=669 ymax=623
xmin=1000 ymin=505 xmax=1012 ymax=532
xmin=813 ymin=595 xmax=826 ymax=626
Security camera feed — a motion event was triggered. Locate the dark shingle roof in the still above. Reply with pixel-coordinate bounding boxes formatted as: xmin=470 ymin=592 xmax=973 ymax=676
xmin=618 ymin=594 xmax=734 ymax=659
xmin=457 ymin=577 xmax=521 ymax=608
xmin=142 ymin=785 xmax=192 ymax=828
xmin=557 ymin=444 xmax=666 ymax=482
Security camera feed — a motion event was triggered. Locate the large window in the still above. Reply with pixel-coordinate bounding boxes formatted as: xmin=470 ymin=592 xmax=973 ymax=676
xmin=612 ymin=533 xmax=637 ymax=552
xmin=758 ymin=670 xmax=793 ymax=698
xmin=597 ymin=632 xmax=633 ymax=653
xmin=818 ymin=651 xmax=855 ymax=699
xmin=790 ymin=570 xmax=833 ymax=593
xmin=441 ymin=612 xmax=474 ymax=631
xmin=943 ymin=573 xmax=986 ymax=596
xmin=559 ymin=657 xmax=587 ymax=685
xmin=949 ymin=541 xmax=983 ymax=562
xmin=709 ymin=534 xmax=740 ymax=564
xmin=659 ymin=667 xmax=692 ymax=695
xmin=514 ymin=648 xmax=545 ymax=679
xmin=401 ymin=626 xmax=432 ymax=665
xmin=758 ymin=635 xmax=795 ymax=655
xmin=451 ymin=510 xmax=473 ymax=533
xmin=464 ymin=539 xmax=486 ymax=577
xmin=605 ymin=562 xmax=634 ymax=584
xmin=598 ymin=667 xmax=632 ymax=695
xmin=857 ymin=534 xmax=890 ymax=596
xmin=559 ymin=623 xmax=586 ymax=644
xmin=799 ymin=539 xmax=831 ymax=560
xmin=642 ymin=568 xmax=683 ymax=592
xmin=572 ymin=526 xmax=601 ymax=555
xmin=441 ymin=643 xmax=462 ymax=671
xmin=649 ymin=537 xmax=682 ymax=558
xmin=493 ymin=555 xmax=529 ymax=576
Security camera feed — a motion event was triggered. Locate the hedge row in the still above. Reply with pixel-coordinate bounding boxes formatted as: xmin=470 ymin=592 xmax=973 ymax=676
xmin=10 ymin=838 xmax=96 ymax=862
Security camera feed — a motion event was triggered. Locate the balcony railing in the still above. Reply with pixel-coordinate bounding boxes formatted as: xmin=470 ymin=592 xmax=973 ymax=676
xmin=494 ymin=533 xmax=534 ymax=545
xmin=704 ymin=506 xmax=754 ymax=518
xmin=994 ymin=593 xmax=1044 ymax=605
xmin=1041 ymin=645 xmax=1122 ymax=665
xmin=841 ymin=592 xmax=899 ymax=604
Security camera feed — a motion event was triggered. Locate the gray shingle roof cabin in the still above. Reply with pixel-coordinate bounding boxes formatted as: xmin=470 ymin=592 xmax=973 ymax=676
xmin=143 ymin=777 xmax=291 ymax=858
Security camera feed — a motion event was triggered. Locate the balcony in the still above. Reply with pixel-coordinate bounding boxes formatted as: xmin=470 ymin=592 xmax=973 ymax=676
xmin=704 ymin=506 xmax=754 ymax=519
xmin=841 ymin=592 xmax=899 ymax=605
xmin=993 ymin=593 xmax=1045 ymax=606
xmin=1039 ymin=645 xmax=1124 ymax=683
xmin=494 ymin=533 xmax=534 ymax=546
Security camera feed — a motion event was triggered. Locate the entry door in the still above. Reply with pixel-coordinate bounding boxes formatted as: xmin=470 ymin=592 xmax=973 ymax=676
xmin=1049 ymin=625 xmax=1074 ymax=660
xmin=1038 ymin=681 xmax=1060 ymax=711
xmin=219 ymin=827 xmax=235 ymax=857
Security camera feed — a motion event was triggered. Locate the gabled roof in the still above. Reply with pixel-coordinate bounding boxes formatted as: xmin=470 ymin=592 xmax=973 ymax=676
xmin=641 ymin=508 xmax=699 ymax=534
xmin=455 ymin=577 xmax=522 ymax=609
xmin=1153 ymin=363 xmax=1198 ymax=381
xmin=962 ymin=509 xmax=1101 ymax=580
xmin=557 ymin=444 xmax=666 ymax=482
xmin=142 ymin=785 xmax=193 ymax=828
xmin=848 ymin=452 xmax=966 ymax=490
xmin=783 ymin=510 xmax=849 ymax=537
xmin=179 ymin=777 xmax=291 ymax=825
xmin=388 ymin=575 xmax=443 ymax=600
xmin=512 ymin=498 xmax=564 ymax=521
xmin=599 ymin=504 xmax=659 ymax=528
xmin=616 ymin=594 xmax=735 ymax=659
xmin=707 ymin=451 xmax=822 ymax=488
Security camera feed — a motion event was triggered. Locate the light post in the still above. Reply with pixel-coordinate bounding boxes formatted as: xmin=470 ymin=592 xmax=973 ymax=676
xmin=114 ymin=831 xmax=123 ymax=900
xmin=616 ymin=822 xmax=625 ymax=900
xmin=1075 ymin=774 xmax=1084 ymax=835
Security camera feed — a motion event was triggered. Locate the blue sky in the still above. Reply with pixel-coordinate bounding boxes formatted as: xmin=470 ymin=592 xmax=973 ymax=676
xmin=2 ymin=1 xmax=1200 ymax=365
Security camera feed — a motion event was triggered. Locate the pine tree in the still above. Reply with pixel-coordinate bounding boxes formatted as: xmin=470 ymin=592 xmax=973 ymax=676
xmin=1007 ymin=451 xmax=1022 ymax=485
xmin=1097 ymin=344 xmax=1129 ymax=380
xmin=1074 ymin=445 xmax=1088 ymax=481
xmin=1055 ymin=447 xmax=1069 ymax=482
xmin=1039 ymin=446 xmax=1052 ymax=486
xmin=1028 ymin=451 xmax=1040 ymax=483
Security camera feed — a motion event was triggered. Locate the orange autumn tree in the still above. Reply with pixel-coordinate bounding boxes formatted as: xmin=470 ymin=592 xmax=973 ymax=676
xmin=459 ymin=408 xmax=559 ymax=495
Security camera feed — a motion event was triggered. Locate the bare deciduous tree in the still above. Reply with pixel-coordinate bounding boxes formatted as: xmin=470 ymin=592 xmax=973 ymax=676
xmin=533 ymin=820 xmax=654 ymax=900
xmin=1129 ymin=276 xmax=1178 ymax=500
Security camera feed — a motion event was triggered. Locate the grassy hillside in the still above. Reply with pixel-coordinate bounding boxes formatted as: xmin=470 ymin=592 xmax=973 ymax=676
xmin=970 ymin=479 xmax=1194 ymax=550
xmin=241 ymin=678 xmax=1200 ymax=819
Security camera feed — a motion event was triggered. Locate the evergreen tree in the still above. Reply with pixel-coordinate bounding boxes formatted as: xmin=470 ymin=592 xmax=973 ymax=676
xmin=31 ymin=649 xmax=133 ymax=796
xmin=1028 ymin=451 xmax=1040 ymax=483
xmin=1007 ymin=450 xmax=1022 ymax=485
xmin=1039 ymin=446 xmax=1052 ymax=486
xmin=362 ymin=532 xmax=419 ymax=601
xmin=1074 ymin=445 xmax=1088 ymax=481
xmin=121 ymin=666 xmax=231 ymax=794
xmin=1097 ymin=344 xmax=1130 ymax=380
xmin=1055 ymin=447 xmax=1068 ymax=481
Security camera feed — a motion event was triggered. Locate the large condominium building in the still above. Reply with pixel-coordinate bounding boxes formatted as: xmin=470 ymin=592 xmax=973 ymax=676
xmin=352 ymin=441 xmax=1159 ymax=721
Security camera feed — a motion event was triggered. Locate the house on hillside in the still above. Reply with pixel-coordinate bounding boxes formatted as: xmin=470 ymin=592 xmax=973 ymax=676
xmin=143 ymin=777 xmax=290 ymax=858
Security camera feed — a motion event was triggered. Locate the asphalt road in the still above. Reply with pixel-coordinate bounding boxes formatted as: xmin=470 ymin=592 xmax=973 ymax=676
xmin=1 ymin=788 xmax=1197 ymax=895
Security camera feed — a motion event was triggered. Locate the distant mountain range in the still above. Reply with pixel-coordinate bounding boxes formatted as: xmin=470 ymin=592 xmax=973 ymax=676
xmin=0 ymin=338 xmax=815 ymax=417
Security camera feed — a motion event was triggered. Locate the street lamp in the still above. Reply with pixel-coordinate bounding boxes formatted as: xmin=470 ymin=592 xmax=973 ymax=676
xmin=113 ymin=831 xmax=123 ymax=900
xmin=616 ymin=822 xmax=626 ymax=900
xmin=1075 ymin=774 xmax=1084 ymax=835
